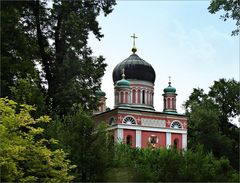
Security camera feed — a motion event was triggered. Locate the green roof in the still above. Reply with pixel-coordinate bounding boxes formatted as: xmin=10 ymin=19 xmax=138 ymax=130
xmin=164 ymin=82 xmax=176 ymax=93
xmin=116 ymin=79 xmax=130 ymax=87
xmin=95 ymin=90 xmax=106 ymax=97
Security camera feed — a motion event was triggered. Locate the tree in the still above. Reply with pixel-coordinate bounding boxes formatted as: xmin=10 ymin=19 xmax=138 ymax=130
xmin=105 ymin=144 xmax=239 ymax=182
xmin=208 ymin=0 xmax=240 ymax=36
xmin=48 ymin=105 xmax=113 ymax=182
xmin=1 ymin=0 xmax=116 ymax=115
xmin=1 ymin=2 xmax=42 ymax=99
xmin=184 ymin=78 xmax=240 ymax=170
xmin=0 ymin=98 xmax=75 ymax=182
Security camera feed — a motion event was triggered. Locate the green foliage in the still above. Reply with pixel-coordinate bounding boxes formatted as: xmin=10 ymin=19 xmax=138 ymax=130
xmin=1 ymin=0 xmax=116 ymax=116
xmin=208 ymin=0 xmax=240 ymax=36
xmin=10 ymin=77 xmax=46 ymax=117
xmin=1 ymin=1 xmax=41 ymax=98
xmin=105 ymin=144 xmax=238 ymax=182
xmin=0 ymin=98 xmax=75 ymax=182
xmin=184 ymin=78 xmax=240 ymax=170
xmin=48 ymin=106 xmax=113 ymax=182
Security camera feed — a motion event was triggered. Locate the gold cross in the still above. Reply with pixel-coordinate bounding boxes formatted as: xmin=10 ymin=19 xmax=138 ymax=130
xmin=131 ymin=33 xmax=138 ymax=48
xmin=122 ymin=68 xmax=125 ymax=79
xmin=168 ymin=76 xmax=171 ymax=83
xmin=168 ymin=76 xmax=171 ymax=86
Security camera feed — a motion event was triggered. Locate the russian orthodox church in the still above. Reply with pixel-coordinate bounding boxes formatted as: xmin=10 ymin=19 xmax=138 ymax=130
xmin=93 ymin=35 xmax=187 ymax=150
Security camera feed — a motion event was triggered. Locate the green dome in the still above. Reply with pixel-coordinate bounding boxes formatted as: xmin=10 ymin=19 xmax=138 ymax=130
xmin=164 ymin=82 xmax=176 ymax=93
xmin=96 ymin=90 xmax=106 ymax=97
xmin=116 ymin=78 xmax=130 ymax=87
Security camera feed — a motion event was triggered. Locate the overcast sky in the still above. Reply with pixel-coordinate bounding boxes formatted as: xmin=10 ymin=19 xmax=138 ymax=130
xmin=88 ymin=1 xmax=239 ymax=114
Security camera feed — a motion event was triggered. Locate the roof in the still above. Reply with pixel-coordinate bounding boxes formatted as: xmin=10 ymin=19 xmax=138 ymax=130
xmin=112 ymin=53 xmax=156 ymax=83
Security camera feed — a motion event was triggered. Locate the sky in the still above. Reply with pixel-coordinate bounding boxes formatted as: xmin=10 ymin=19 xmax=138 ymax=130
xmin=88 ymin=1 xmax=239 ymax=115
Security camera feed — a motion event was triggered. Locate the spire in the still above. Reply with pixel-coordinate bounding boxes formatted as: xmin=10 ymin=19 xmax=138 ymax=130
xmin=131 ymin=33 xmax=138 ymax=53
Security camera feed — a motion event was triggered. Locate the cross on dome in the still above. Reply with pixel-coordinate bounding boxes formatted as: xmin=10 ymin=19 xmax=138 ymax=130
xmin=122 ymin=68 xmax=125 ymax=79
xmin=168 ymin=76 xmax=171 ymax=86
xmin=131 ymin=33 xmax=138 ymax=53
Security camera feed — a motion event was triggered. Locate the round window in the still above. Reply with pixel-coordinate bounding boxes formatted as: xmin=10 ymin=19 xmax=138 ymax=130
xmin=123 ymin=116 xmax=136 ymax=125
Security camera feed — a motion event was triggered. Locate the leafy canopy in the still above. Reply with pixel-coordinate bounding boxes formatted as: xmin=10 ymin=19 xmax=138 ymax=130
xmin=0 ymin=98 xmax=75 ymax=182
xmin=1 ymin=0 xmax=116 ymax=116
xmin=184 ymin=78 xmax=240 ymax=170
xmin=208 ymin=0 xmax=240 ymax=36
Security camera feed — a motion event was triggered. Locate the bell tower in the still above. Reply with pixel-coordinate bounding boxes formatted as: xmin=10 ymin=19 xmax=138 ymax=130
xmin=163 ymin=77 xmax=177 ymax=113
xmin=114 ymin=69 xmax=131 ymax=108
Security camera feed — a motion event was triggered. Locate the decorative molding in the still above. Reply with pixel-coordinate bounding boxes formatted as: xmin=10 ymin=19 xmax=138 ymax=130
xmin=109 ymin=124 xmax=187 ymax=134
xmin=141 ymin=118 xmax=166 ymax=128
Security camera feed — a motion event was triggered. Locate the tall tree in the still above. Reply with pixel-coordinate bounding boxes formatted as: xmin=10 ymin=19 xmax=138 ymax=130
xmin=48 ymin=106 xmax=113 ymax=182
xmin=1 ymin=0 xmax=116 ymax=115
xmin=208 ymin=0 xmax=240 ymax=36
xmin=184 ymin=78 xmax=240 ymax=170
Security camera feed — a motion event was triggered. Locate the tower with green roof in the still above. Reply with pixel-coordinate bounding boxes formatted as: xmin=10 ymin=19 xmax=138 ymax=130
xmin=163 ymin=77 xmax=177 ymax=114
xmin=93 ymin=34 xmax=187 ymax=151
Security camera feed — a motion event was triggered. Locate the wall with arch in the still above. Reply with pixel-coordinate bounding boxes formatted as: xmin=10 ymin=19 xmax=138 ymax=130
xmin=141 ymin=131 xmax=166 ymax=148
xmin=123 ymin=129 xmax=136 ymax=148
xmin=171 ymin=133 xmax=182 ymax=149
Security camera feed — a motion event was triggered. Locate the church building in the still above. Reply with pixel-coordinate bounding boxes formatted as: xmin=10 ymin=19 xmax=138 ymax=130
xmin=93 ymin=35 xmax=187 ymax=150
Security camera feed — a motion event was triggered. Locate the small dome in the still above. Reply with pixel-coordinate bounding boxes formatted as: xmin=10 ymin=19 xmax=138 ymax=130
xmin=116 ymin=78 xmax=130 ymax=87
xmin=164 ymin=82 xmax=176 ymax=93
xmin=95 ymin=90 xmax=106 ymax=97
xmin=113 ymin=53 xmax=156 ymax=83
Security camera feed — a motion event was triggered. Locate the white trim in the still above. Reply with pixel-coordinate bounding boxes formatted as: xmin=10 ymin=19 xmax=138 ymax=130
xmin=166 ymin=132 xmax=171 ymax=148
xmin=109 ymin=124 xmax=187 ymax=134
xmin=136 ymin=130 xmax=141 ymax=148
xmin=116 ymin=128 xmax=123 ymax=142
xmin=182 ymin=134 xmax=187 ymax=150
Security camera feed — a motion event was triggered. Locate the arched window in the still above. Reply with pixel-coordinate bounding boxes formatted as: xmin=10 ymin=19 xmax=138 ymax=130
xmin=146 ymin=91 xmax=149 ymax=105
xmin=142 ymin=90 xmax=145 ymax=104
xmin=132 ymin=89 xmax=136 ymax=103
xmin=122 ymin=116 xmax=136 ymax=125
xmin=173 ymin=138 xmax=179 ymax=149
xmin=170 ymin=121 xmax=182 ymax=129
xmin=125 ymin=91 xmax=128 ymax=103
xmin=120 ymin=92 xmax=124 ymax=103
xmin=137 ymin=89 xmax=141 ymax=103
xmin=126 ymin=135 xmax=132 ymax=146
xmin=109 ymin=117 xmax=116 ymax=126
xmin=167 ymin=98 xmax=170 ymax=108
